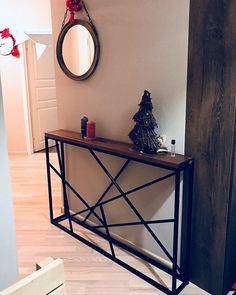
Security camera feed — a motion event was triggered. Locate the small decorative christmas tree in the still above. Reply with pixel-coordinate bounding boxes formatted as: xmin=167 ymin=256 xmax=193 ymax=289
xmin=129 ymin=90 xmax=161 ymax=154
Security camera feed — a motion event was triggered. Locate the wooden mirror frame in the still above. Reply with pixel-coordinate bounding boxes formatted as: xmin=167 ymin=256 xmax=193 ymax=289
xmin=56 ymin=19 xmax=100 ymax=81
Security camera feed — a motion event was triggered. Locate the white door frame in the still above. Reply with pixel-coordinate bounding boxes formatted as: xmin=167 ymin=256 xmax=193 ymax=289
xmin=20 ymin=30 xmax=53 ymax=155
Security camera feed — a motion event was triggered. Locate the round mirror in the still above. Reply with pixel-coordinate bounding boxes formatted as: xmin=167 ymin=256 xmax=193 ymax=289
xmin=56 ymin=20 xmax=99 ymax=81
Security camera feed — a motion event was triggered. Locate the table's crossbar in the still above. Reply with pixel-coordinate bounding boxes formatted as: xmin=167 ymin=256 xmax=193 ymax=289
xmin=73 ymin=170 xmax=175 ymax=217
xmin=45 ymin=133 xmax=193 ymax=295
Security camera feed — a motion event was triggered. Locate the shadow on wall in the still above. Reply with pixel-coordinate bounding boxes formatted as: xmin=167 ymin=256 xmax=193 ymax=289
xmin=67 ymin=146 xmax=175 ymax=261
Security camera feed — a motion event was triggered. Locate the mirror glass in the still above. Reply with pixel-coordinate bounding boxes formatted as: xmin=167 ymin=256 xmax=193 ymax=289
xmin=62 ymin=25 xmax=95 ymax=76
xmin=57 ymin=20 xmax=99 ymax=81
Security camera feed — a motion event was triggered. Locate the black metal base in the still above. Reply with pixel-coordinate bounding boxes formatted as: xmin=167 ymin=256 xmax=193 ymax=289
xmin=45 ymin=134 xmax=193 ymax=295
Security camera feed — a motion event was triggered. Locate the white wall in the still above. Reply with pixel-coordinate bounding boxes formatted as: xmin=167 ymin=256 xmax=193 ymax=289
xmin=0 ymin=76 xmax=18 ymax=290
xmin=0 ymin=0 xmax=52 ymax=154
xmin=51 ymin=0 xmax=189 ymax=261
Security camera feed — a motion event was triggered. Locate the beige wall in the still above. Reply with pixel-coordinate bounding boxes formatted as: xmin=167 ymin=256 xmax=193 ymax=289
xmin=51 ymin=0 xmax=190 ymax=260
xmin=0 ymin=58 xmax=28 ymax=154
xmin=0 ymin=0 xmax=52 ymax=154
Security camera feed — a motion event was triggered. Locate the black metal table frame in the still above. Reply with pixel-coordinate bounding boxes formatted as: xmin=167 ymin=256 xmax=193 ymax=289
xmin=45 ymin=135 xmax=194 ymax=295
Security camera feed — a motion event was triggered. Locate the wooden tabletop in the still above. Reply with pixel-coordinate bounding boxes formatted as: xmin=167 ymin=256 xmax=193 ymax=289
xmin=45 ymin=129 xmax=193 ymax=170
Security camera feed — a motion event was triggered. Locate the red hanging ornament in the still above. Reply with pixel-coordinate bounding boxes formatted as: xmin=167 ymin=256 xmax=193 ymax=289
xmin=11 ymin=46 xmax=20 ymax=58
xmin=0 ymin=28 xmax=20 ymax=58
xmin=66 ymin=0 xmax=81 ymax=12
xmin=1 ymin=28 xmax=11 ymax=38
xmin=69 ymin=12 xmax=75 ymax=23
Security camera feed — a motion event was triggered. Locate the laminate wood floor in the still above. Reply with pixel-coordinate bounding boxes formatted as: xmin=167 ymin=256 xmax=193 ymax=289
xmin=9 ymin=152 xmax=209 ymax=295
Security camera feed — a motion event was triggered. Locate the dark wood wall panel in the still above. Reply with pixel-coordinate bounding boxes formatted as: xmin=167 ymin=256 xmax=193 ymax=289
xmin=223 ymin=1 xmax=236 ymax=291
xmin=185 ymin=0 xmax=236 ymax=294
xmin=223 ymin=111 xmax=236 ymax=292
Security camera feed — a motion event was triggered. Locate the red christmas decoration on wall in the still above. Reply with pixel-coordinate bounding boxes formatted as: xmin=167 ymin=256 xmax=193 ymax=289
xmin=0 ymin=28 xmax=20 ymax=58
xmin=11 ymin=46 xmax=20 ymax=58
xmin=66 ymin=0 xmax=82 ymax=23
xmin=66 ymin=0 xmax=81 ymax=12
xmin=1 ymin=28 xmax=11 ymax=38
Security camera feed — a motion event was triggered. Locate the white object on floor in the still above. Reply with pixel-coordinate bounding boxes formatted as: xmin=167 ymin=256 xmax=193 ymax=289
xmin=0 ymin=257 xmax=66 ymax=295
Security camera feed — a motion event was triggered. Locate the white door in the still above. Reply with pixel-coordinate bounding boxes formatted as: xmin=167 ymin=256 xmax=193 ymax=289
xmin=26 ymin=34 xmax=58 ymax=152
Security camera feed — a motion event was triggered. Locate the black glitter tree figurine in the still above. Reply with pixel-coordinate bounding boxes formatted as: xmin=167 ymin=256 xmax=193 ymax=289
xmin=129 ymin=90 xmax=161 ymax=154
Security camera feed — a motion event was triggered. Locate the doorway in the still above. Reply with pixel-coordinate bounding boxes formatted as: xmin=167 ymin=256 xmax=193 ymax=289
xmin=24 ymin=33 xmax=58 ymax=152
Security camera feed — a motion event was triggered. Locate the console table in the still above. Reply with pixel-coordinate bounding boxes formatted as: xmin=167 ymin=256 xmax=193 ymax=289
xmin=45 ymin=129 xmax=194 ymax=295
